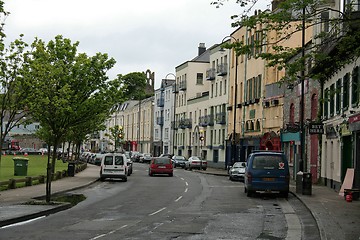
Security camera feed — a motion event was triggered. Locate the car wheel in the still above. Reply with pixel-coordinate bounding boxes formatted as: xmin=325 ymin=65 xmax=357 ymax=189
xmin=123 ymin=177 xmax=127 ymax=182
xmin=169 ymin=173 xmax=173 ymax=177
xmin=100 ymin=177 xmax=105 ymax=182
xmin=202 ymin=168 xmax=207 ymax=171
xmin=229 ymin=176 xmax=232 ymax=181
xmin=149 ymin=171 xmax=153 ymax=176
xmin=244 ymin=187 xmax=247 ymax=193
xmin=280 ymin=191 xmax=289 ymax=198
xmin=246 ymin=190 xmax=253 ymax=197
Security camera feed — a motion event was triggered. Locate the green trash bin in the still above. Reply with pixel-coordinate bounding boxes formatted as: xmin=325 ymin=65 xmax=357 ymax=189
xmin=13 ymin=157 xmax=29 ymax=176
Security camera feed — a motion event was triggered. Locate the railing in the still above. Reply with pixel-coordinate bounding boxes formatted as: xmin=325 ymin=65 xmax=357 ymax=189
xmin=217 ymin=63 xmax=228 ymax=76
xmin=206 ymin=68 xmax=216 ymax=80
xmin=0 ymin=163 xmax=87 ymax=191
xmin=178 ymin=118 xmax=192 ymax=129
xmin=216 ymin=112 xmax=226 ymax=124
xmin=157 ymin=97 xmax=165 ymax=107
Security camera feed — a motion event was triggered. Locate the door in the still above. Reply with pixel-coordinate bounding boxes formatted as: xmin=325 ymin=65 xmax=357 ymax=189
xmin=310 ymin=134 xmax=318 ymax=183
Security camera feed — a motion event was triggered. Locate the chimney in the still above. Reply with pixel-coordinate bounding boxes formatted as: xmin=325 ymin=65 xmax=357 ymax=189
xmin=198 ymin=43 xmax=206 ymax=56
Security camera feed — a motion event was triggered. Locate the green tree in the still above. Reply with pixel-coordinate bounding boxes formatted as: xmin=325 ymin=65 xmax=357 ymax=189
xmin=22 ymin=35 xmax=118 ymax=202
xmin=0 ymin=1 xmax=31 ymax=166
xmin=117 ymin=72 xmax=147 ymax=100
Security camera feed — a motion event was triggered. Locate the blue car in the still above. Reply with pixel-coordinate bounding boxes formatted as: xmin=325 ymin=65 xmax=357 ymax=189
xmin=244 ymin=151 xmax=290 ymax=197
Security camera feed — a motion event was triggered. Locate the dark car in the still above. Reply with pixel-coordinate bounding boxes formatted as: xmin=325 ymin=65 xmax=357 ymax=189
xmin=244 ymin=151 xmax=290 ymax=197
xmin=172 ymin=155 xmax=188 ymax=168
xmin=148 ymin=157 xmax=173 ymax=177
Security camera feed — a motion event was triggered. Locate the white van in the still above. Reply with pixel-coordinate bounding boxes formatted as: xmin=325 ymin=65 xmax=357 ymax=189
xmin=100 ymin=153 xmax=128 ymax=182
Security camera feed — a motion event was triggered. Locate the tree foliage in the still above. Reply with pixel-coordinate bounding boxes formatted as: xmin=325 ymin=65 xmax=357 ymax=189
xmin=0 ymin=1 xmax=32 ymax=165
xmin=116 ymin=72 xmax=147 ymax=100
xmin=22 ymin=35 xmax=118 ymax=172
xmin=214 ymin=0 xmax=360 ymax=83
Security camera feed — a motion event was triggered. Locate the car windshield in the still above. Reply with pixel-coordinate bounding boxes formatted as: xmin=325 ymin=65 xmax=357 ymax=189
xmin=144 ymin=153 xmax=151 ymax=157
xmin=174 ymin=156 xmax=185 ymax=160
xmin=252 ymin=155 xmax=285 ymax=170
xmin=115 ymin=156 xmax=124 ymax=165
xmin=104 ymin=156 xmax=113 ymax=165
xmin=191 ymin=156 xmax=200 ymax=160
xmin=233 ymin=162 xmax=246 ymax=168
xmin=154 ymin=158 xmax=171 ymax=164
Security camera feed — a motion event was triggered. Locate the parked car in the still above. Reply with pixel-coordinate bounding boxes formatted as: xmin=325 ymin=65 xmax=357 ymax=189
xmin=130 ymin=151 xmax=140 ymax=162
xmin=20 ymin=148 xmax=41 ymax=155
xmin=94 ymin=153 xmax=104 ymax=166
xmin=172 ymin=155 xmax=188 ymax=168
xmin=124 ymin=152 xmax=133 ymax=175
xmin=100 ymin=152 xmax=128 ymax=182
xmin=140 ymin=153 xmax=152 ymax=163
xmin=229 ymin=162 xmax=247 ymax=181
xmin=244 ymin=151 xmax=290 ymax=197
xmin=185 ymin=156 xmax=207 ymax=171
xmin=159 ymin=153 xmax=173 ymax=159
xmin=148 ymin=157 xmax=173 ymax=177
xmin=38 ymin=148 xmax=48 ymax=154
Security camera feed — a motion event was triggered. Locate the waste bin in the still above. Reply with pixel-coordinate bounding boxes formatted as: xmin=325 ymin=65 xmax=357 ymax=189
xmin=68 ymin=162 xmax=75 ymax=177
xmin=13 ymin=157 xmax=29 ymax=176
xmin=302 ymin=172 xmax=312 ymax=195
xmin=296 ymin=171 xmax=303 ymax=194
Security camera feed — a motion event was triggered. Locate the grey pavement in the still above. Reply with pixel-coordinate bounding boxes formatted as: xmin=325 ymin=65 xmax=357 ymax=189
xmin=0 ymin=165 xmax=359 ymax=240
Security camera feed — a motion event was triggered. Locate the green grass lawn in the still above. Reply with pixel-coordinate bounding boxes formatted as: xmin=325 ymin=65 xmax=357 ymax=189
xmin=0 ymin=155 xmax=69 ymax=182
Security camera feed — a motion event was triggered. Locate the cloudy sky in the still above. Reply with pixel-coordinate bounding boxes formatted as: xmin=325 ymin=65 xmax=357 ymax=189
xmin=4 ymin=0 xmax=271 ymax=88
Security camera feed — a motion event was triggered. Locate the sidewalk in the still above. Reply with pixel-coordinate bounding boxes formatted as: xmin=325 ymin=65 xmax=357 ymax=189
xmin=195 ymin=167 xmax=360 ymax=240
xmin=0 ymin=164 xmax=100 ymax=227
xmin=0 ymin=165 xmax=359 ymax=240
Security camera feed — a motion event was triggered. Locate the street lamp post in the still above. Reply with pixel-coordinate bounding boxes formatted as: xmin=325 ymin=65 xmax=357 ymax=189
xmin=165 ymin=73 xmax=177 ymax=156
xmin=221 ymin=36 xmax=239 ymax=167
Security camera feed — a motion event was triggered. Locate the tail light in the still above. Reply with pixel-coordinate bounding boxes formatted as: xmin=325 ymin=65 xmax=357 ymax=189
xmin=246 ymin=172 xmax=252 ymax=183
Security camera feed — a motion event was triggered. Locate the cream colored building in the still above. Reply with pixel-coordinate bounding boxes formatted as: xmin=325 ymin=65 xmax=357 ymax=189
xmin=227 ymin=8 xmax=312 ymax=163
xmin=174 ymin=43 xmax=230 ymax=167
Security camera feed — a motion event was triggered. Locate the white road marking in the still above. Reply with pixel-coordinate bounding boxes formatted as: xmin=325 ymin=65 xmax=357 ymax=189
xmin=175 ymin=196 xmax=183 ymax=202
xmin=181 ymin=178 xmax=185 ymax=181
xmin=277 ymin=199 xmax=302 ymax=240
xmin=185 ymin=182 xmax=188 ymax=186
xmin=89 ymin=234 xmax=106 ymax=240
xmin=0 ymin=216 xmax=46 ymax=229
xmin=149 ymin=207 xmax=166 ymax=216
xmin=185 ymin=188 xmax=188 ymax=193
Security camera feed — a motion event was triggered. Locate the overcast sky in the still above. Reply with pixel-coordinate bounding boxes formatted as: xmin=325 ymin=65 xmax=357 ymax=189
xmin=4 ymin=0 xmax=271 ymax=89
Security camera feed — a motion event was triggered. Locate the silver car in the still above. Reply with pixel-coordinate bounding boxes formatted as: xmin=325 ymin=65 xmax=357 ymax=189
xmin=229 ymin=162 xmax=246 ymax=181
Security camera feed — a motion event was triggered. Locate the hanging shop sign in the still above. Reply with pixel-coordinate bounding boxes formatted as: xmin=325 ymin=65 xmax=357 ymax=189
xmin=308 ymin=123 xmax=324 ymax=134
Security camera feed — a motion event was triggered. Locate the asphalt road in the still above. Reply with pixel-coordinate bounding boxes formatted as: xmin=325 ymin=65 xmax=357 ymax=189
xmin=0 ymin=163 xmax=320 ymax=240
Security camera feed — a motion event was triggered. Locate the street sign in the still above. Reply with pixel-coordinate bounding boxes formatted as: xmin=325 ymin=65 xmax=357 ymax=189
xmin=309 ymin=123 xmax=324 ymax=134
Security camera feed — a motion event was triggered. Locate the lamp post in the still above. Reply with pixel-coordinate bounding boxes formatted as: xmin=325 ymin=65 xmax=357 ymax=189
xmin=300 ymin=5 xmax=306 ymax=172
xmin=165 ymin=73 xmax=177 ymax=156
xmin=221 ymin=36 xmax=239 ymax=167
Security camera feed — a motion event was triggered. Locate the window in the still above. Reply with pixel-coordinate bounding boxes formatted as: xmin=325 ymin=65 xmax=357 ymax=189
xmin=330 ymin=84 xmax=335 ymax=116
xmin=290 ymin=103 xmax=295 ymax=123
xmin=336 ymin=79 xmax=341 ymax=113
xmin=115 ymin=156 xmax=124 ymax=165
xmin=324 ymin=88 xmax=329 ymax=118
xmin=220 ymin=81 xmax=222 ymax=96
xmin=196 ymin=73 xmax=203 ymax=85
xmin=343 ymin=73 xmax=350 ymax=109
xmin=224 ymin=79 xmax=227 ymax=94
xmin=104 ymin=156 xmax=113 ymax=165
xmin=352 ymin=67 xmax=359 ymax=106
xmin=321 ymin=11 xmax=330 ymax=33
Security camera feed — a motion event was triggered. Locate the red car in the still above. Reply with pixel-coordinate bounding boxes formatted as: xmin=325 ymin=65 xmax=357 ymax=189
xmin=149 ymin=157 xmax=173 ymax=177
